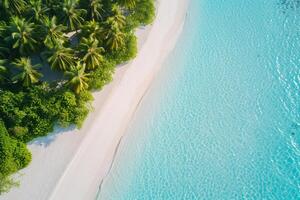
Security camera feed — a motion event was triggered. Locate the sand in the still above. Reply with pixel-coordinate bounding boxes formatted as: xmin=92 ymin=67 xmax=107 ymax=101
xmin=0 ymin=0 xmax=189 ymax=199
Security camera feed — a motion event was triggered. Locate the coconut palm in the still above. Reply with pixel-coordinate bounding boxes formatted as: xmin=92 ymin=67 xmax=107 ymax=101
xmin=12 ymin=57 xmax=42 ymax=87
xmin=108 ymin=4 xmax=126 ymax=29
xmin=79 ymin=37 xmax=104 ymax=70
xmin=0 ymin=0 xmax=27 ymax=15
xmin=65 ymin=62 xmax=90 ymax=94
xmin=61 ymin=0 xmax=87 ymax=31
xmin=43 ymin=16 xmax=67 ymax=48
xmin=47 ymin=46 xmax=76 ymax=71
xmin=5 ymin=17 xmax=38 ymax=55
xmin=89 ymin=0 xmax=104 ymax=21
xmin=81 ymin=20 xmax=104 ymax=40
xmin=104 ymin=24 xmax=125 ymax=50
xmin=117 ymin=0 xmax=136 ymax=9
xmin=28 ymin=0 xmax=49 ymax=22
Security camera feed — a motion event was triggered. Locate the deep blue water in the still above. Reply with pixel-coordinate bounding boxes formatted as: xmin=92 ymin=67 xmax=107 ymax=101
xmin=97 ymin=0 xmax=300 ymax=199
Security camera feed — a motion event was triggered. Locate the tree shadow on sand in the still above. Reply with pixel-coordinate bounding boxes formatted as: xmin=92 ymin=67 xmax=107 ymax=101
xmin=28 ymin=125 xmax=77 ymax=147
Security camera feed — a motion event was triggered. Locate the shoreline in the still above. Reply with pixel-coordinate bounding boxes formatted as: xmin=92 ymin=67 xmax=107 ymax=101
xmin=0 ymin=0 xmax=189 ymax=199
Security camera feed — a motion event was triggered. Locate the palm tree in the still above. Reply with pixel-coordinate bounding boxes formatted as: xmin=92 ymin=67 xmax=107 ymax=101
xmin=79 ymin=37 xmax=104 ymax=70
xmin=12 ymin=57 xmax=42 ymax=87
xmin=89 ymin=0 xmax=104 ymax=21
xmin=47 ymin=46 xmax=76 ymax=71
xmin=61 ymin=0 xmax=87 ymax=31
xmin=104 ymin=24 xmax=125 ymax=50
xmin=0 ymin=0 xmax=27 ymax=15
xmin=81 ymin=20 xmax=104 ymax=40
xmin=28 ymin=0 xmax=49 ymax=22
xmin=42 ymin=16 xmax=67 ymax=48
xmin=5 ymin=17 xmax=38 ymax=55
xmin=65 ymin=62 xmax=90 ymax=94
xmin=117 ymin=0 xmax=136 ymax=9
xmin=108 ymin=4 xmax=126 ymax=29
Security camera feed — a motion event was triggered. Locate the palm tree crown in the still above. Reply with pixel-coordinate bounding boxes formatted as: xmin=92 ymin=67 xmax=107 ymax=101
xmin=101 ymin=6 xmax=126 ymax=51
xmin=104 ymin=24 xmax=125 ymax=50
xmin=108 ymin=4 xmax=126 ymax=29
xmin=0 ymin=0 xmax=27 ymax=15
xmin=62 ymin=0 xmax=86 ymax=31
xmin=89 ymin=0 xmax=104 ymax=21
xmin=65 ymin=62 xmax=90 ymax=94
xmin=28 ymin=0 xmax=49 ymax=22
xmin=43 ymin=16 xmax=67 ymax=48
xmin=81 ymin=20 xmax=104 ymax=40
xmin=12 ymin=57 xmax=42 ymax=87
xmin=47 ymin=46 xmax=76 ymax=71
xmin=5 ymin=17 xmax=38 ymax=55
xmin=79 ymin=37 xmax=104 ymax=70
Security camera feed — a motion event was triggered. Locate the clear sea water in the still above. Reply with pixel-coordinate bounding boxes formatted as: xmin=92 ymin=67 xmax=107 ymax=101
xmin=97 ymin=0 xmax=300 ymax=199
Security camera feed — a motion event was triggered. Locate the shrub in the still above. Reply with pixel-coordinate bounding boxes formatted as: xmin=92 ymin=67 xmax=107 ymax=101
xmin=107 ymin=33 xmax=138 ymax=65
xmin=0 ymin=120 xmax=31 ymax=194
xmin=126 ymin=0 xmax=155 ymax=29
xmin=88 ymin=59 xmax=115 ymax=90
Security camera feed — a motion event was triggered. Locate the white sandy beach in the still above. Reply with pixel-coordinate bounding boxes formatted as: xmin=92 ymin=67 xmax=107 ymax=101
xmin=0 ymin=0 xmax=189 ymax=199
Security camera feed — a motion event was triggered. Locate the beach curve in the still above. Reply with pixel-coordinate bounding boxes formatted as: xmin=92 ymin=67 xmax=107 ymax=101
xmin=0 ymin=0 xmax=189 ymax=199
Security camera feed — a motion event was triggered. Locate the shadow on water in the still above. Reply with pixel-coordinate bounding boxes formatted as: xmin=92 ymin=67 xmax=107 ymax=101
xmin=28 ymin=125 xmax=76 ymax=147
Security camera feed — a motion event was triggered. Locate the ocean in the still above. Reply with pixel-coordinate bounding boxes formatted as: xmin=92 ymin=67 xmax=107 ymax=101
xmin=97 ymin=0 xmax=300 ymax=199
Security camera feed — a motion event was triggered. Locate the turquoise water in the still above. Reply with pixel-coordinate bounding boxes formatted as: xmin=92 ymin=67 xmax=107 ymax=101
xmin=97 ymin=0 xmax=300 ymax=199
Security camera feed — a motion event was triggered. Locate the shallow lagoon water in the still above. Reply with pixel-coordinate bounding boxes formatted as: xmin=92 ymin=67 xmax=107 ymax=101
xmin=97 ymin=0 xmax=300 ymax=199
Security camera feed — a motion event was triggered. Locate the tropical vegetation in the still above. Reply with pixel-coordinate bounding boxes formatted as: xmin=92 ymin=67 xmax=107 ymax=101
xmin=0 ymin=0 xmax=155 ymax=194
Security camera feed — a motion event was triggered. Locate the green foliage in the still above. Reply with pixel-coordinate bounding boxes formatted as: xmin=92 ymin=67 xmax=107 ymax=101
xmin=89 ymin=0 xmax=104 ymax=21
xmin=0 ymin=121 xmax=31 ymax=175
xmin=28 ymin=0 xmax=49 ymax=22
xmin=0 ymin=0 xmax=156 ymax=194
xmin=4 ymin=16 xmax=38 ymax=56
xmin=0 ymin=59 xmax=9 ymax=84
xmin=126 ymin=0 xmax=155 ymax=28
xmin=117 ymin=0 xmax=136 ymax=9
xmin=64 ymin=62 xmax=90 ymax=94
xmin=52 ymin=90 xmax=93 ymax=128
xmin=12 ymin=57 xmax=43 ymax=87
xmin=78 ymin=37 xmax=104 ymax=70
xmin=107 ymin=33 xmax=137 ymax=64
xmin=61 ymin=0 xmax=87 ymax=31
xmin=0 ymin=120 xmax=31 ymax=194
xmin=0 ymin=84 xmax=93 ymax=142
xmin=9 ymin=126 xmax=28 ymax=138
xmin=46 ymin=46 xmax=76 ymax=71
xmin=0 ymin=0 xmax=27 ymax=15
xmin=42 ymin=16 xmax=67 ymax=48
xmin=88 ymin=59 xmax=114 ymax=90
xmin=0 ymin=174 xmax=19 ymax=195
